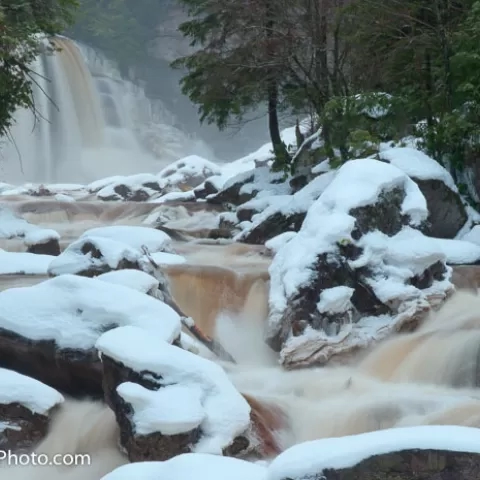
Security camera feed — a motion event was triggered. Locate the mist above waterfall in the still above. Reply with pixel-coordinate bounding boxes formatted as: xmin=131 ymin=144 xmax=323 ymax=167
xmin=0 ymin=37 xmax=216 ymax=185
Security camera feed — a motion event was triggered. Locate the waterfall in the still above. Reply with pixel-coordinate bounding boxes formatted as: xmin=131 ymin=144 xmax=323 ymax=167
xmin=0 ymin=37 xmax=214 ymax=185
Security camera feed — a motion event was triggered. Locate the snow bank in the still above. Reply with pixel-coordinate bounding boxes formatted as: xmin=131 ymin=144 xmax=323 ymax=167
xmin=96 ymin=325 xmax=251 ymax=454
xmin=268 ymin=425 xmax=480 ymax=480
xmin=0 ymin=368 xmax=64 ymax=415
xmin=0 ymin=275 xmax=181 ymax=349
xmin=48 ymin=236 xmax=140 ymax=276
xmin=80 ymin=226 xmax=172 ymax=253
xmin=102 ymin=453 xmax=267 ymax=480
xmin=380 ymin=147 xmax=457 ymax=191
xmin=97 ymin=269 xmax=159 ymax=294
xmin=0 ymin=250 xmax=55 ymax=275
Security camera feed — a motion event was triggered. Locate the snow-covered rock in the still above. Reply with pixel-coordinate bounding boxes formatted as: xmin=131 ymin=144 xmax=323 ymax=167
xmin=268 ymin=425 xmax=480 ymax=480
xmin=235 ymin=170 xmax=337 ymax=244
xmin=208 ymin=167 xmax=291 ymax=207
xmin=0 ymin=368 xmax=64 ymax=452
xmin=24 ymin=228 xmax=61 ymax=256
xmin=266 ymin=158 xmax=453 ymax=367
xmin=0 ymin=275 xmax=181 ymax=395
xmin=158 ymin=155 xmax=221 ymax=189
xmin=380 ymin=147 xmax=468 ymax=238
xmin=96 ymin=325 xmax=252 ymax=461
xmin=96 ymin=173 xmax=163 ymax=202
xmin=80 ymin=226 xmax=172 ymax=253
xmin=48 ymin=236 xmax=141 ymax=277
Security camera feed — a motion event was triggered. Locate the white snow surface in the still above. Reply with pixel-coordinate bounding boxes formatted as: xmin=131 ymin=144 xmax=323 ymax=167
xmin=96 ymin=269 xmax=159 ymax=294
xmin=265 ymin=232 xmax=298 ymax=255
xmin=0 ymin=250 xmax=55 ymax=275
xmin=380 ymin=147 xmax=457 ymax=191
xmin=268 ymin=425 xmax=480 ymax=480
xmin=317 ymin=286 xmax=354 ymax=314
xmin=0 ymin=275 xmax=181 ymax=348
xmin=48 ymin=236 xmax=140 ymax=276
xmin=149 ymin=190 xmax=196 ymax=203
xmin=96 ymin=325 xmax=251 ymax=454
xmin=0 ymin=368 xmax=64 ymax=415
xmin=80 ymin=225 xmax=172 ymax=253
xmin=101 ymin=453 xmax=267 ymax=480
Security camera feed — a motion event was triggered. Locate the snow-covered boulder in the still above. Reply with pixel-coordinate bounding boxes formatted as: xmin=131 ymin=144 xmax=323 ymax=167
xmin=158 ymin=155 xmax=221 ymax=190
xmin=266 ymin=158 xmax=454 ymax=367
xmin=208 ymin=167 xmax=291 ymax=206
xmin=24 ymin=228 xmax=61 ymax=256
xmin=236 ymin=171 xmax=337 ymax=244
xmin=48 ymin=236 xmax=141 ymax=277
xmin=0 ymin=275 xmax=181 ymax=396
xmin=96 ymin=174 xmax=163 ymax=202
xmin=0 ymin=368 xmax=63 ymax=452
xmin=268 ymin=426 xmax=480 ymax=480
xmin=96 ymin=326 xmax=252 ymax=461
xmin=380 ymin=147 xmax=468 ymax=238
xmin=80 ymin=225 xmax=172 ymax=253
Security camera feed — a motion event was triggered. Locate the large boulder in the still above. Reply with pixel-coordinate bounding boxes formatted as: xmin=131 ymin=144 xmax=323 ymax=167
xmin=266 ymin=159 xmax=453 ymax=368
xmin=48 ymin=236 xmax=141 ymax=277
xmin=96 ymin=326 xmax=253 ymax=462
xmin=24 ymin=229 xmax=61 ymax=256
xmin=0 ymin=275 xmax=181 ymax=396
xmin=380 ymin=147 xmax=468 ymax=238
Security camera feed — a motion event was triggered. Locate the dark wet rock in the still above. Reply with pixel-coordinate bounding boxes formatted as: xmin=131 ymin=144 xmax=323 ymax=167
xmin=26 ymin=238 xmax=61 ymax=256
xmin=315 ymin=449 xmax=480 ymax=480
xmin=415 ymin=178 xmax=468 ymax=238
xmin=0 ymin=329 xmax=103 ymax=398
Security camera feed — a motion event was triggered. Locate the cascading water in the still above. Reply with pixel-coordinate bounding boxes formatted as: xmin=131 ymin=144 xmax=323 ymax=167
xmin=0 ymin=37 xmax=214 ymax=185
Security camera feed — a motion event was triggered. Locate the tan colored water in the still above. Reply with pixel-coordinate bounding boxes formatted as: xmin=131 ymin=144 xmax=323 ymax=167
xmin=3 ymin=196 xmax=480 ymax=453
